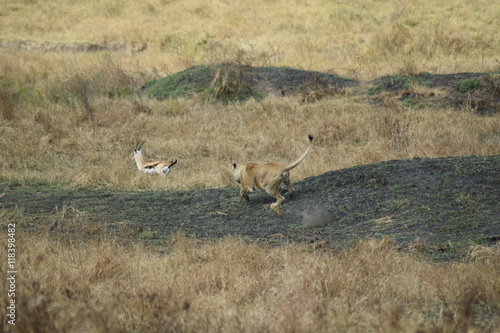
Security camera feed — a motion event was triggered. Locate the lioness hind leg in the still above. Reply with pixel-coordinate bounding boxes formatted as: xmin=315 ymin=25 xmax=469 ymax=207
xmin=283 ymin=177 xmax=296 ymax=197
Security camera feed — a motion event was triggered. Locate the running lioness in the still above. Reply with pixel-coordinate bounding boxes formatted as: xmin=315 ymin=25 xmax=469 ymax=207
xmin=233 ymin=134 xmax=314 ymax=211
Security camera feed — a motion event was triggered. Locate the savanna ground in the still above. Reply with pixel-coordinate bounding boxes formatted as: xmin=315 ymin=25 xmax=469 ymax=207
xmin=1 ymin=0 xmax=500 ymax=332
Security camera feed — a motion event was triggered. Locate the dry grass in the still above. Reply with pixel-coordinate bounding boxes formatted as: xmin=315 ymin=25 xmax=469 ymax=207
xmin=1 ymin=0 xmax=499 ymax=78
xmin=1 ymin=0 xmax=499 ymax=190
xmin=0 ymin=70 xmax=498 ymax=190
xmin=1 ymin=231 xmax=499 ymax=332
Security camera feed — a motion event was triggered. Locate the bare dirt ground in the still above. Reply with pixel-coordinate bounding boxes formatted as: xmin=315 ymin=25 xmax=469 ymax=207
xmin=2 ymin=155 xmax=499 ymax=262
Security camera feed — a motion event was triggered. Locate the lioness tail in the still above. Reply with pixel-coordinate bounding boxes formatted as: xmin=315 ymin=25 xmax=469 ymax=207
xmin=284 ymin=134 xmax=314 ymax=171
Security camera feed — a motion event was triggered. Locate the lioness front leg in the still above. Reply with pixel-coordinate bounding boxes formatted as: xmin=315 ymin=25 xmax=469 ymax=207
xmin=268 ymin=190 xmax=285 ymax=211
xmin=239 ymin=188 xmax=250 ymax=202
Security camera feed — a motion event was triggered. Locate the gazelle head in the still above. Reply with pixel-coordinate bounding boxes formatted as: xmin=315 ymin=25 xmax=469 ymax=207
xmin=133 ymin=140 xmax=146 ymax=160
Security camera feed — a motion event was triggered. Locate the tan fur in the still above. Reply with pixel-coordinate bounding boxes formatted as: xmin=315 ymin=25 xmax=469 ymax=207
xmin=133 ymin=140 xmax=177 ymax=178
xmin=233 ymin=134 xmax=314 ymax=211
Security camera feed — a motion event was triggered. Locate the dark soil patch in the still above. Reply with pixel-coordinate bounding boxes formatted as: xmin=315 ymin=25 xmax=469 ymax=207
xmin=142 ymin=65 xmax=500 ymax=113
xmin=368 ymin=72 xmax=500 ymax=113
xmin=2 ymin=155 xmax=499 ymax=261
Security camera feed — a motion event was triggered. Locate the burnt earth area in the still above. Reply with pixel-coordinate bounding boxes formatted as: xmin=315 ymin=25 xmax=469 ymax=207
xmin=2 ymin=155 xmax=499 ymax=261
xmin=142 ymin=65 xmax=500 ymax=113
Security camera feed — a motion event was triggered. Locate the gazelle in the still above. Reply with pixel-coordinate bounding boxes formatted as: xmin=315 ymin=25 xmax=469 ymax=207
xmin=133 ymin=140 xmax=177 ymax=177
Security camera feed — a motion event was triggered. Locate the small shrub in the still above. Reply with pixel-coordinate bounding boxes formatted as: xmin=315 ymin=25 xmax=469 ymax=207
xmin=67 ymin=73 xmax=95 ymax=120
xmin=368 ymin=75 xmax=410 ymax=95
xmin=298 ymin=74 xmax=341 ymax=103
xmin=383 ymin=115 xmax=412 ymax=154
xmin=457 ymin=78 xmax=479 ymax=93
xmin=208 ymin=65 xmax=253 ymax=103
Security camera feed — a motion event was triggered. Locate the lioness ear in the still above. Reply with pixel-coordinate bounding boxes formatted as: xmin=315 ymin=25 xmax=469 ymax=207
xmin=233 ymin=163 xmax=237 ymax=169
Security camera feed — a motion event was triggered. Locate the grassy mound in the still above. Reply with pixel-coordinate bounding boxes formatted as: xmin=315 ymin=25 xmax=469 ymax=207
xmin=141 ymin=64 xmax=358 ymax=103
xmin=141 ymin=65 xmax=500 ymax=112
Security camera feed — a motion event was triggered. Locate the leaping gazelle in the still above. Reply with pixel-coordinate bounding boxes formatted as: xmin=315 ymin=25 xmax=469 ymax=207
xmin=133 ymin=140 xmax=177 ymax=177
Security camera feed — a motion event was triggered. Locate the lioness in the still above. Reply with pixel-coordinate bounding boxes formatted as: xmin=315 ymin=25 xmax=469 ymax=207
xmin=233 ymin=134 xmax=314 ymax=211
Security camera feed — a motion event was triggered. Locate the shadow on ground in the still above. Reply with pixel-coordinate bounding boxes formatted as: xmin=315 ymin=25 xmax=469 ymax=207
xmin=2 ymin=155 xmax=499 ymax=261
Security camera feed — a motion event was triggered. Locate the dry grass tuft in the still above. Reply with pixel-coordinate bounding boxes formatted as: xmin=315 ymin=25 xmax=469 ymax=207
xmin=468 ymin=244 xmax=500 ymax=266
xmin=0 ymin=90 xmax=16 ymax=121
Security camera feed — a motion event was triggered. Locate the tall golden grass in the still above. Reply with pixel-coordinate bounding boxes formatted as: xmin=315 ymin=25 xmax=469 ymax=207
xmin=1 ymin=0 xmax=499 ymax=190
xmin=1 ymin=61 xmax=499 ymax=190
xmin=1 ymin=0 xmax=499 ymax=78
xmin=1 ymin=231 xmax=499 ymax=332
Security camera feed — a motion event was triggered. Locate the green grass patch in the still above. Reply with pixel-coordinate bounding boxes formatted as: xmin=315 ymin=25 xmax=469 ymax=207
xmin=457 ymin=78 xmax=480 ymax=92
